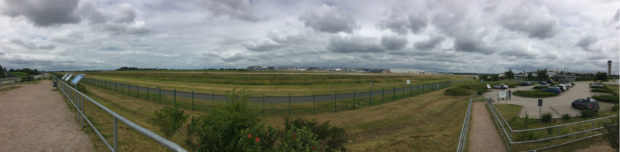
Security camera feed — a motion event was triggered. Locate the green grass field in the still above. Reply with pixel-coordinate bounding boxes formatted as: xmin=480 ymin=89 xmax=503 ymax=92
xmin=59 ymin=76 xmax=470 ymax=151
xmin=81 ymin=70 xmax=465 ymax=96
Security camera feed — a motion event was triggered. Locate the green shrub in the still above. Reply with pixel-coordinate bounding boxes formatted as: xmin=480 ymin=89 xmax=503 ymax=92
xmin=541 ymin=113 xmax=552 ymax=123
xmin=284 ymin=117 xmax=346 ymax=152
xmin=561 ymin=114 xmax=570 ymax=121
xmin=580 ymin=110 xmax=597 ymax=118
xmin=592 ymin=95 xmax=619 ymax=103
xmin=151 ymin=107 xmax=188 ymax=138
xmin=612 ymin=106 xmax=618 ymax=112
xmin=444 ymin=87 xmax=472 ymax=96
xmin=532 ymin=86 xmax=549 ymax=89
xmin=513 ymin=90 xmax=557 ymax=97
xmin=591 ymin=88 xmax=611 ymax=93
xmin=276 ymin=126 xmax=323 ymax=151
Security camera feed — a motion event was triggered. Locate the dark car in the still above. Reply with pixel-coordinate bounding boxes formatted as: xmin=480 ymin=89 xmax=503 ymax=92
xmin=539 ymin=81 xmax=549 ymax=86
xmin=520 ymin=81 xmax=533 ymax=86
xmin=571 ymin=98 xmax=599 ymax=112
xmin=589 ymin=83 xmax=604 ymax=88
xmin=541 ymin=87 xmax=560 ymax=94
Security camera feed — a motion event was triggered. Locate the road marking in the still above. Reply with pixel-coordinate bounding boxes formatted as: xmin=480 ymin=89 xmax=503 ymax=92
xmin=549 ymin=107 xmax=560 ymax=115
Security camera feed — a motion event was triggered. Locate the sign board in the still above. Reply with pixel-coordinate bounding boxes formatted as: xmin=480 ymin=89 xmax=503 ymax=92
xmin=486 ymin=84 xmax=491 ymax=89
xmin=538 ymin=99 xmax=543 ymax=107
xmin=64 ymin=73 xmax=73 ymax=81
xmin=61 ymin=73 xmax=69 ymax=80
xmin=370 ymin=82 xmax=373 ymax=87
xmin=70 ymin=74 xmax=85 ymax=86
xmin=498 ymin=91 xmax=506 ymax=99
xmin=406 ymin=80 xmax=411 ymax=85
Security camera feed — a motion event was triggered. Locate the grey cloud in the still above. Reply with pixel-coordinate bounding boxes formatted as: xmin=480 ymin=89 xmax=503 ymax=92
xmin=327 ymin=36 xmax=384 ymax=53
xmin=222 ymin=54 xmax=245 ymax=62
xmin=2 ymin=0 xmax=80 ymax=27
xmin=244 ymin=40 xmax=283 ymax=52
xmin=576 ymin=35 xmax=598 ymax=52
xmin=614 ymin=9 xmax=619 ymax=22
xmin=203 ymin=0 xmax=262 ymax=22
xmin=499 ymin=50 xmax=537 ymax=59
xmin=77 ymin=2 xmax=149 ymax=35
xmin=300 ymin=5 xmax=357 ymax=33
xmin=453 ymin=36 xmax=493 ymax=54
xmin=378 ymin=13 xmax=427 ymax=35
xmin=414 ymin=37 xmax=443 ymax=50
xmin=544 ymin=54 xmax=558 ymax=60
xmin=499 ymin=5 xmax=559 ymax=39
xmin=380 ymin=35 xmax=407 ymax=50
xmin=11 ymin=39 xmax=55 ymax=50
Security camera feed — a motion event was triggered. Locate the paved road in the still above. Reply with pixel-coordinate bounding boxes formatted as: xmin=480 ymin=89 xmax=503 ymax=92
xmin=468 ymin=102 xmax=506 ymax=152
xmin=483 ymin=81 xmax=615 ymax=118
xmin=0 ymin=80 xmax=93 ymax=151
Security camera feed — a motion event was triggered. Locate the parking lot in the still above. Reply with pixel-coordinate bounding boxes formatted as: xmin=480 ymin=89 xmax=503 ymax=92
xmin=483 ymin=81 xmax=616 ymax=118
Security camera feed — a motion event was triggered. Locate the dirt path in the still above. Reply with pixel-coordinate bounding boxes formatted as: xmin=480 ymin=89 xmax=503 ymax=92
xmin=0 ymin=80 xmax=93 ymax=151
xmin=468 ymin=102 xmax=506 ymax=152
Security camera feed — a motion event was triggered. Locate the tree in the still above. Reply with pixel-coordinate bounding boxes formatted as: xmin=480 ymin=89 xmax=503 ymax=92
xmin=527 ymin=72 xmax=534 ymax=80
xmin=536 ymin=69 xmax=549 ymax=81
xmin=504 ymin=69 xmax=515 ymax=79
xmin=595 ymin=72 xmax=608 ymax=82
xmin=0 ymin=65 xmax=4 ymax=78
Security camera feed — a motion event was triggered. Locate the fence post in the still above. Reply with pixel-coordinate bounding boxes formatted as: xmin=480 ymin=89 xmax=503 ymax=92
xmin=353 ymin=90 xmax=356 ymax=109
xmin=80 ymin=95 xmax=84 ymax=128
xmin=113 ymin=117 xmax=118 ymax=152
xmin=127 ymin=84 xmax=130 ymax=96
xmin=212 ymin=91 xmax=215 ymax=105
xmin=402 ymin=86 xmax=404 ymax=97
xmin=114 ymin=81 xmax=116 ymax=92
xmin=136 ymin=84 xmax=139 ymax=98
xmin=159 ymin=87 xmax=162 ymax=104
xmin=410 ymin=85 xmax=413 ymax=97
xmin=262 ymin=93 xmax=265 ymax=114
xmin=174 ymin=88 xmax=176 ymax=106
xmin=393 ymin=87 xmax=396 ymax=100
xmin=147 ymin=86 xmax=150 ymax=100
xmin=369 ymin=88 xmax=372 ymax=105
xmin=288 ymin=93 xmax=291 ymax=115
xmin=312 ymin=93 xmax=315 ymax=113
xmin=191 ymin=90 xmax=194 ymax=110
xmin=333 ymin=91 xmax=337 ymax=112
xmin=382 ymin=87 xmax=385 ymax=103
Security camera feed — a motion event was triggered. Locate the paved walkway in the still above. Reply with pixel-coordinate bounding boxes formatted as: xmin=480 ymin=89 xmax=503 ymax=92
xmin=483 ymin=81 xmax=615 ymax=118
xmin=468 ymin=102 xmax=506 ymax=152
xmin=0 ymin=80 xmax=93 ymax=151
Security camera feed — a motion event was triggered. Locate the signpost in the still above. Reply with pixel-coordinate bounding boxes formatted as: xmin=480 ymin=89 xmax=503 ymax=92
xmin=538 ymin=99 xmax=543 ymax=119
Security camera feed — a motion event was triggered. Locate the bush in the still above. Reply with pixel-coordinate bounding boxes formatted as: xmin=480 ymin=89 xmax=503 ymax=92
xmin=612 ymin=106 xmax=618 ymax=112
xmin=151 ymin=107 xmax=188 ymax=138
xmin=284 ymin=117 xmax=346 ymax=152
xmin=591 ymin=88 xmax=611 ymax=93
xmin=532 ymin=86 xmax=549 ymax=89
xmin=513 ymin=90 xmax=557 ymax=97
xmin=592 ymin=95 xmax=619 ymax=103
xmin=541 ymin=113 xmax=552 ymax=123
xmin=561 ymin=114 xmax=570 ymax=121
xmin=444 ymin=87 xmax=472 ymax=96
xmin=580 ymin=110 xmax=597 ymax=118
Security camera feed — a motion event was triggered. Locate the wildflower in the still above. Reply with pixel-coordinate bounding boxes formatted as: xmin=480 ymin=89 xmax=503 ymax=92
xmin=255 ymin=137 xmax=260 ymax=142
xmin=312 ymin=145 xmax=316 ymax=150
xmin=292 ymin=133 xmax=296 ymax=139
xmin=248 ymin=134 xmax=252 ymax=138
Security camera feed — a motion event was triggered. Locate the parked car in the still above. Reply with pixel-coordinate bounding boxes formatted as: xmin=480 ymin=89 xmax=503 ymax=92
xmin=562 ymin=83 xmax=572 ymax=87
xmin=556 ymin=85 xmax=568 ymax=91
xmin=589 ymin=83 xmax=604 ymax=88
xmin=541 ymin=87 xmax=561 ymax=94
xmin=493 ymin=84 xmax=508 ymax=89
xmin=571 ymin=98 xmax=599 ymax=112
xmin=539 ymin=81 xmax=549 ymax=86
xmin=520 ymin=81 xmax=533 ymax=86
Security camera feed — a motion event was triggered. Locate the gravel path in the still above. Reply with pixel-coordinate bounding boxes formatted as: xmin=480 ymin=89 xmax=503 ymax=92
xmin=468 ymin=102 xmax=506 ymax=152
xmin=0 ymin=80 xmax=93 ymax=151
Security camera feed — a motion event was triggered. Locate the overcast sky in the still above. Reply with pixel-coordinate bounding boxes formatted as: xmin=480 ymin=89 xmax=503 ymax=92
xmin=0 ymin=0 xmax=618 ymax=73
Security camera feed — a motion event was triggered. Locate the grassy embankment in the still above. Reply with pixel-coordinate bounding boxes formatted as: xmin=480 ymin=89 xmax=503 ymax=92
xmin=493 ymin=104 xmax=616 ymax=151
xmin=62 ymin=79 xmax=470 ymax=151
xmin=82 ymin=70 xmax=464 ymax=96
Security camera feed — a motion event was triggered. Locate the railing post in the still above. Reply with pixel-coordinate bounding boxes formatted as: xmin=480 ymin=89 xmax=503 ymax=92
xmin=80 ymin=95 xmax=84 ymax=128
xmin=113 ymin=117 xmax=118 ymax=152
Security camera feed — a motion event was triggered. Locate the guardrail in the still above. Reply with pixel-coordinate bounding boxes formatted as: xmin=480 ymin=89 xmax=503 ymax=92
xmin=486 ymin=98 xmax=617 ymax=151
xmin=456 ymin=95 xmax=474 ymax=152
xmin=53 ymin=76 xmax=187 ymax=152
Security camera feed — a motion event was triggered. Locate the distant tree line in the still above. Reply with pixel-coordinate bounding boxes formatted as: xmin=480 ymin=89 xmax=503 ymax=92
xmin=0 ymin=65 xmax=41 ymax=78
xmin=116 ymin=66 xmax=247 ymax=71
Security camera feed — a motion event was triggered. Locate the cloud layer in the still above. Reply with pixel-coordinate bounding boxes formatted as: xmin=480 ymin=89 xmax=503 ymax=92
xmin=0 ymin=0 xmax=618 ymax=74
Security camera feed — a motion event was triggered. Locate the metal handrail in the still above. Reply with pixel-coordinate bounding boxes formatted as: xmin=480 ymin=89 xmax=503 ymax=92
xmin=54 ymin=76 xmax=187 ymax=152
xmin=456 ymin=95 xmax=473 ymax=152
xmin=512 ymin=115 xmax=617 ymax=132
